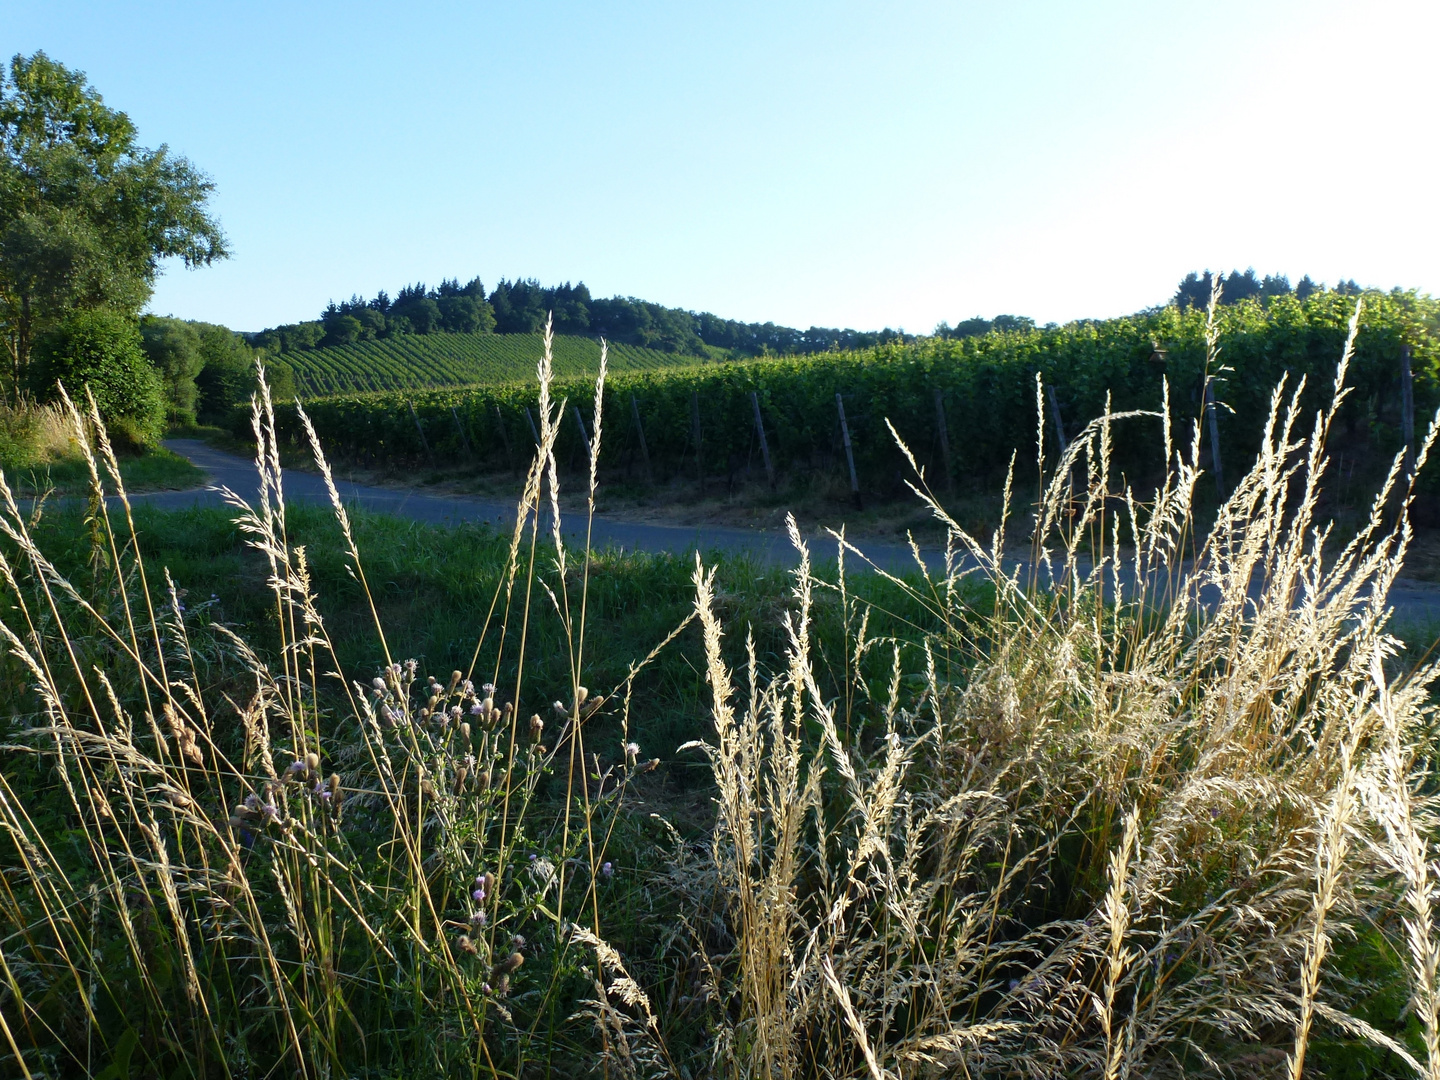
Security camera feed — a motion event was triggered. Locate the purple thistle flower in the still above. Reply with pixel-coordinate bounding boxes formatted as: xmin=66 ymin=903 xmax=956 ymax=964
xmin=601 ymin=861 xmax=613 ymax=878
xmin=472 ymin=888 xmax=485 ymax=902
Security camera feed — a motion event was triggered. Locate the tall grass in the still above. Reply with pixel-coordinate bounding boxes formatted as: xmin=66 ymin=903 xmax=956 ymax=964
xmin=1 ymin=299 xmax=1437 ymax=1078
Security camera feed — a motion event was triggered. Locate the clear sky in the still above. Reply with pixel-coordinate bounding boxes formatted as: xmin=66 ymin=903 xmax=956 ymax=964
xmin=9 ymin=0 xmax=1439 ymax=333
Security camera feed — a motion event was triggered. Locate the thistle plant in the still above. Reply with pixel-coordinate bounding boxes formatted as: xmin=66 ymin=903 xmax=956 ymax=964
xmin=0 ymin=322 xmax=665 ymax=1077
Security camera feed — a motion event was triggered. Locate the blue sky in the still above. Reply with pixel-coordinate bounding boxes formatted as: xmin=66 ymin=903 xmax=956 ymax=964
xmin=9 ymin=0 xmax=1439 ymax=332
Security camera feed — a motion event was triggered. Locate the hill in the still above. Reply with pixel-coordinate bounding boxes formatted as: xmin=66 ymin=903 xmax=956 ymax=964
xmin=281 ymin=331 xmax=706 ymax=397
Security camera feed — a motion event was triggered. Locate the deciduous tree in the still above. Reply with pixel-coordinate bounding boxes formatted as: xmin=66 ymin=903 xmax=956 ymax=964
xmin=0 ymin=52 xmax=227 ymax=398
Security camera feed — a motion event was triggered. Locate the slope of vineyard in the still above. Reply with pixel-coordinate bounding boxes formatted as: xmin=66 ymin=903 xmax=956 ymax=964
xmin=273 ymin=291 xmax=1438 ymax=493
xmin=281 ymin=332 xmax=701 ymax=397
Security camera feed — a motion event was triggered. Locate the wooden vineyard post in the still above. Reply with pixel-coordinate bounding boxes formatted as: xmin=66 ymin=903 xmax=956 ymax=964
xmin=493 ymin=405 xmax=516 ymax=474
xmin=630 ymin=394 xmax=654 ymax=484
xmin=1204 ymin=376 xmax=1225 ymax=496
xmin=751 ymin=391 xmax=775 ymax=488
xmin=691 ymin=390 xmax=704 ymax=491
xmin=1047 ymin=384 xmax=1068 ymax=456
xmin=524 ymin=406 xmax=541 ymax=448
xmin=836 ymin=392 xmax=862 ymax=511
xmin=408 ymin=400 xmax=434 ymax=465
xmin=1402 ymin=344 xmax=1416 ymax=479
xmin=449 ymin=406 xmax=474 ymax=459
xmin=933 ymin=387 xmax=953 ymax=492
xmin=572 ymin=404 xmax=593 ymax=465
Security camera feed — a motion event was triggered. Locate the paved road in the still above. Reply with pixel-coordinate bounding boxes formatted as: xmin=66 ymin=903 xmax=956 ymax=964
xmin=126 ymin=440 xmax=1440 ymax=626
xmin=145 ymin=439 xmax=885 ymax=567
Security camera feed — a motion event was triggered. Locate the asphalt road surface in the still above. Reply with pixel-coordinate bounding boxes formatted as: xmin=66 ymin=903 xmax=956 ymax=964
xmin=115 ymin=440 xmax=1440 ymax=627
xmin=146 ymin=439 xmax=879 ymax=566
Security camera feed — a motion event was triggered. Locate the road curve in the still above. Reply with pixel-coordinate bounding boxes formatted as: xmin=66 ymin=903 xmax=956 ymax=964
xmin=121 ymin=440 xmax=1440 ymax=627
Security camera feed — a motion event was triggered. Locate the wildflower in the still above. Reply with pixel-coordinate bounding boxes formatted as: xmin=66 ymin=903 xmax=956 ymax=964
xmin=461 ymin=722 xmax=472 ymax=741
xmin=404 ymin=659 xmax=418 ymax=676
xmin=625 ymin=741 xmax=640 ymax=765
xmin=472 ymin=888 xmax=485 ymax=902
xmin=469 ymin=702 xmax=484 ymax=716
xmin=244 ymin=792 xmax=261 ymax=811
xmin=470 ymin=910 xmax=487 ymax=927
xmin=462 ymin=679 xmax=474 ymax=695
xmin=372 ymin=677 xmax=386 ymax=691
xmin=457 ymin=934 xmax=478 ymax=956
xmin=511 ymin=934 xmax=526 ymax=949
xmin=529 ymin=715 xmax=544 ymax=743
xmin=305 ymin=752 xmax=320 ymax=773
xmin=319 ymin=790 xmax=332 ymax=803
xmin=288 ymin=760 xmax=307 ymax=777
xmin=1009 ymin=979 xmax=1021 ymax=993
xmin=494 ymin=951 xmax=524 ymax=977
xmin=601 ymin=861 xmax=613 ymax=878
xmin=576 ymin=686 xmax=589 ymax=706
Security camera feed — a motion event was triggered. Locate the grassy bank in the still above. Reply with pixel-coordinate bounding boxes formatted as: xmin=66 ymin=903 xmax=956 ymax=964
xmin=1 ymin=402 xmax=203 ymax=494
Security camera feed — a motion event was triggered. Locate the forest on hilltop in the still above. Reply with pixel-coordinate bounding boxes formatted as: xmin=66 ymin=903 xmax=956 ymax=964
xmin=248 ymin=277 xmax=917 ymax=359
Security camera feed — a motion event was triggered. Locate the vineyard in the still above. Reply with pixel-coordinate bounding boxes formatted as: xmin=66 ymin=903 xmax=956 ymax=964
xmin=269 ymin=292 xmax=1439 ymax=497
xmin=280 ymin=331 xmax=704 ymax=397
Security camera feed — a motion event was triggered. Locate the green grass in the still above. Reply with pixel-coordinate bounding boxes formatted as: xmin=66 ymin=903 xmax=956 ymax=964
xmin=14 ymin=500 xmax=953 ymax=769
xmin=282 ymin=331 xmax=710 ymax=397
xmin=5 ymin=443 xmax=203 ymax=495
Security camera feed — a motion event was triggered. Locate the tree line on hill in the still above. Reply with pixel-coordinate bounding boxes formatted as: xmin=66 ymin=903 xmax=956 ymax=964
xmin=1170 ymin=268 xmax=1362 ymax=309
xmin=248 ymin=278 xmax=918 ymax=359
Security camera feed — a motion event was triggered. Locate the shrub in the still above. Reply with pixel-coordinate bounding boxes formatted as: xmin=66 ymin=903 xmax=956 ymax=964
xmin=28 ymin=307 xmax=165 ymax=444
xmin=140 ymin=315 xmax=205 ymax=424
xmin=192 ymin=321 xmax=294 ymax=424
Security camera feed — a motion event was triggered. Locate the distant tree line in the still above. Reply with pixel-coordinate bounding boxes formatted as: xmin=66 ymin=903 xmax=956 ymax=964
xmin=934 ymin=314 xmax=1044 ymax=340
xmin=247 ymin=278 xmax=916 ymax=359
xmin=1171 ymin=269 xmax=1364 ymax=310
